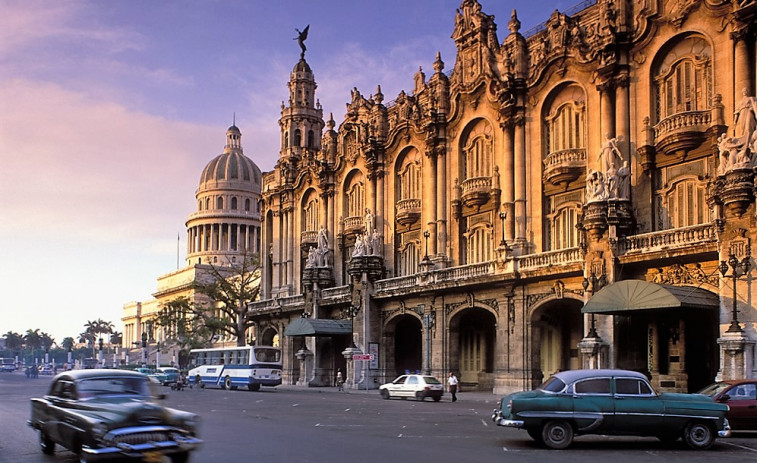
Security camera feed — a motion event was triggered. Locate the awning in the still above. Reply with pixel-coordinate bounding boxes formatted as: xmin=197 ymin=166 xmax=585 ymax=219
xmin=582 ymin=280 xmax=719 ymax=315
xmin=283 ymin=318 xmax=353 ymax=337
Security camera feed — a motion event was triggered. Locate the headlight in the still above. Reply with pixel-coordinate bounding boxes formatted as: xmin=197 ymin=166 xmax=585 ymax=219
xmin=92 ymin=422 xmax=108 ymax=438
xmin=183 ymin=415 xmax=199 ymax=430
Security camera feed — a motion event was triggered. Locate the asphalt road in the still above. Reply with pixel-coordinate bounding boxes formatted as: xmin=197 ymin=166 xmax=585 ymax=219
xmin=2 ymin=371 xmax=757 ymax=463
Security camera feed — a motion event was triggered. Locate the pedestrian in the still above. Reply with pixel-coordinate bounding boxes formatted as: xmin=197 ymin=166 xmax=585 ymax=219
xmin=447 ymin=371 xmax=459 ymax=402
xmin=336 ymin=368 xmax=344 ymax=391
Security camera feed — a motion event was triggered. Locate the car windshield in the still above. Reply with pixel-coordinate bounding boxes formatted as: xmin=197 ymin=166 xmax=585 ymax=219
xmin=538 ymin=376 xmax=567 ymax=393
xmin=77 ymin=377 xmax=150 ymax=398
xmin=698 ymin=382 xmax=732 ymax=397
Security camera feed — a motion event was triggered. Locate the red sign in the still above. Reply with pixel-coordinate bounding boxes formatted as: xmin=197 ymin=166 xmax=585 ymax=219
xmin=353 ymin=354 xmax=373 ymax=361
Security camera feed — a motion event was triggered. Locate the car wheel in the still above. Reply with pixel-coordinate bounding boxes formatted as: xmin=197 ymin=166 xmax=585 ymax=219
xmin=170 ymin=451 xmax=190 ymax=463
xmin=224 ymin=376 xmax=232 ymax=390
xmin=380 ymin=389 xmax=390 ymax=400
xmin=682 ymin=421 xmax=715 ymax=450
xmin=541 ymin=420 xmax=574 ymax=449
xmin=39 ymin=431 xmax=55 ymax=455
xmin=526 ymin=427 xmax=544 ymax=444
xmin=415 ymin=391 xmax=425 ymax=401
xmin=194 ymin=374 xmax=202 ymax=388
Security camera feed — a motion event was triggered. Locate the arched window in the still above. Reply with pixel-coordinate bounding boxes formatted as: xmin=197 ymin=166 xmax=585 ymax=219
xmin=205 ymin=198 xmax=210 ymax=210
xmin=245 ymin=199 xmax=251 ymax=212
xmin=397 ymin=242 xmax=420 ymax=276
xmin=308 ymin=130 xmax=315 ymax=148
xmin=546 ymin=102 xmax=585 ymax=153
xmin=294 ymin=129 xmax=302 ymax=147
xmin=397 ymin=149 xmax=421 ymax=201
xmin=217 ymin=197 xmax=224 ymax=210
xmin=303 ymin=195 xmax=319 ymax=232
xmin=231 ymin=197 xmax=238 ymax=210
xmin=656 ymin=177 xmax=708 ymax=229
xmin=284 ymin=131 xmax=289 ymax=148
xmin=345 ymin=174 xmax=365 ymax=219
xmin=464 ymin=223 xmax=492 ymax=264
xmin=654 ymin=35 xmax=711 ymax=122
xmin=463 ymin=136 xmax=491 ymax=179
xmin=198 ymin=200 xmax=202 ymax=211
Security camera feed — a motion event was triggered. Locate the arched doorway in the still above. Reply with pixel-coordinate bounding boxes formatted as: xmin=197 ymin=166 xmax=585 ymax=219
xmin=393 ymin=315 xmax=422 ymax=376
xmin=531 ymin=298 xmax=583 ymax=383
xmin=260 ymin=328 xmax=279 ymax=347
xmin=452 ymin=308 xmax=496 ymax=388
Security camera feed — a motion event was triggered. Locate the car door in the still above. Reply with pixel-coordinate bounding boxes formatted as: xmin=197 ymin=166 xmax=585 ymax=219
xmin=612 ymin=377 xmax=666 ymax=436
xmin=387 ymin=376 xmax=407 ymax=396
xmin=571 ymin=377 xmax=614 ymax=433
xmin=723 ymin=382 xmax=757 ymax=430
xmin=404 ymin=376 xmax=419 ymax=397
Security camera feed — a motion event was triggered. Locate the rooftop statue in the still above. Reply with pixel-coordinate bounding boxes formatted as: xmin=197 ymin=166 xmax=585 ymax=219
xmin=295 ymin=25 xmax=309 ymax=59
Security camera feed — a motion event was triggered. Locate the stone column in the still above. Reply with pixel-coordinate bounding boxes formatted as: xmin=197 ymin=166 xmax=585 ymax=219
xmin=733 ymin=29 xmax=752 ymax=98
xmin=513 ymin=113 xmax=527 ymax=248
xmin=599 ymin=80 xmax=615 ymax=140
xmin=615 ymin=73 xmax=630 ymax=162
xmin=436 ymin=148 xmax=447 ymax=258
xmin=376 ymin=173 xmax=385 ymax=253
xmin=717 ymin=332 xmax=756 ymax=380
xmin=426 ymin=153 xmax=438 ymax=256
xmin=502 ymin=122 xmax=515 ymax=243
xmin=295 ymin=345 xmax=313 ymax=386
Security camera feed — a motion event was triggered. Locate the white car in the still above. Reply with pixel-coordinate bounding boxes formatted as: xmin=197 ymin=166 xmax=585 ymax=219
xmin=379 ymin=374 xmax=444 ymax=401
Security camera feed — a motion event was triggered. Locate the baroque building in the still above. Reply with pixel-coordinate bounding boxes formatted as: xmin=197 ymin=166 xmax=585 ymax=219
xmin=122 ymin=125 xmax=263 ymax=364
xmin=253 ymin=0 xmax=757 ymax=394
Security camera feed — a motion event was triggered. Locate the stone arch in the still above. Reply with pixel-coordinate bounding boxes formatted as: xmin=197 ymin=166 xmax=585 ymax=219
xmin=528 ymin=293 xmax=584 ymax=384
xmin=448 ymin=302 xmax=498 ymax=388
xmin=383 ymin=312 xmax=423 ymax=377
xmin=458 ymin=117 xmax=494 ymax=180
xmin=259 ymin=326 xmax=280 ymax=347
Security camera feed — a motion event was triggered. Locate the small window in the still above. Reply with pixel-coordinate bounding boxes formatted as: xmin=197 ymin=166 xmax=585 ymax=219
xmin=245 ymin=199 xmax=251 ymax=212
xmin=574 ymin=378 xmax=611 ymax=394
xmin=406 ymin=376 xmax=419 ymax=385
xmin=616 ymin=378 xmax=653 ymax=395
xmin=217 ymin=197 xmax=224 ymax=209
xmin=730 ymin=383 xmax=757 ymax=401
xmin=231 ymin=197 xmax=238 ymax=210
xmin=393 ymin=376 xmax=407 ymax=385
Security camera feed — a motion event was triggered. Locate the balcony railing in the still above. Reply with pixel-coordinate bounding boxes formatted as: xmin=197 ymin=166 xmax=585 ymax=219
xmin=542 ymin=148 xmax=587 ymax=186
xmin=620 ymin=223 xmax=716 ymax=254
xmin=375 ymin=261 xmax=496 ymax=293
xmin=321 ymin=285 xmax=350 ymax=301
xmin=461 ymin=176 xmax=492 ymax=207
xmin=396 ymin=198 xmax=421 ymax=225
xmin=301 ymin=230 xmax=317 ymax=244
xmin=653 ymin=110 xmax=711 ymax=140
xmin=343 ymin=216 xmax=364 ymax=234
xmin=516 ymin=247 xmax=582 ymax=271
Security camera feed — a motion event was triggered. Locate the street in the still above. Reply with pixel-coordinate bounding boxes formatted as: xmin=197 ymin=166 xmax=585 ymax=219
xmin=2 ymin=371 xmax=757 ymax=463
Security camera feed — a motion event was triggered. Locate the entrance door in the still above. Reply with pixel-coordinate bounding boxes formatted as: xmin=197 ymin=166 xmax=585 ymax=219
xmin=460 ymin=326 xmax=485 ymax=383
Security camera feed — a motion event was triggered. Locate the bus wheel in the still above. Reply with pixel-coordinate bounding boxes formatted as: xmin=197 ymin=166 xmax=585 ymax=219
xmin=224 ymin=376 xmax=232 ymax=390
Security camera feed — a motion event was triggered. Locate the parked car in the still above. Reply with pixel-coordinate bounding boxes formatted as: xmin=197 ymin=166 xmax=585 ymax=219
xmin=698 ymin=379 xmax=757 ymax=431
xmin=379 ymin=374 xmax=444 ymax=401
xmin=491 ymin=369 xmax=730 ymax=449
xmin=28 ymin=369 xmax=201 ymax=462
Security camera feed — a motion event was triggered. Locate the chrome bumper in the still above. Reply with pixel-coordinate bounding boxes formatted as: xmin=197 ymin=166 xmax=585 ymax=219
xmin=491 ymin=409 xmax=524 ymax=428
xmin=81 ymin=427 xmax=202 ymax=461
xmin=719 ymin=418 xmax=731 ymax=438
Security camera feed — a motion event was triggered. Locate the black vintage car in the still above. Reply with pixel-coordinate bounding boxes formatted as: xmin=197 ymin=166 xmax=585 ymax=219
xmin=28 ymin=369 xmax=201 ymax=462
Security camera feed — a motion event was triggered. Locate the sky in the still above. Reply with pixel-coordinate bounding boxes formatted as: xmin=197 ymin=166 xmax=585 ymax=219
xmin=0 ymin=0 xmax=570 ymax=344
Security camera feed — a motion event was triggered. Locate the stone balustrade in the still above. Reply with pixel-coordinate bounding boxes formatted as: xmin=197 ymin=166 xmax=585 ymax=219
xmin=653 ymin=110 xmax=711 ymax=140
xmin=516 ymin=247 xmax=582 ymax=271
xmin=620 ymin=223 xmax=716 ymax=254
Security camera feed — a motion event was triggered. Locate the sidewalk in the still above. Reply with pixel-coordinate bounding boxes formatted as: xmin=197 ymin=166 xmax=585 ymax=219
xmin=276 ymin=383 xmax=502 ymax=405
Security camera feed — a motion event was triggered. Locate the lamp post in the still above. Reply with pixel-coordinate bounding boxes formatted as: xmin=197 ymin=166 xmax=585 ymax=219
xmin=423 ymin=312 xmax=435 ymax=375
xmin=499 ymin=210 xmax=507 ymax=246
xmin=141 ymin=332 xmax=147 ymax=365
xmin=344 ymin=305 xmax=360 ymax=348
xmin=582 ymin=273 xmax=600 ymax=338
xmin=719 ymin=249 xmax=751 ymax=333
xmin=423 ymin=230 xmax=430 ymax=259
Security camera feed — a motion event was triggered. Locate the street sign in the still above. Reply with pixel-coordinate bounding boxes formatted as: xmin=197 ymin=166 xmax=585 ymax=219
xmin=353 ymin=354 xmax=373 ymax=361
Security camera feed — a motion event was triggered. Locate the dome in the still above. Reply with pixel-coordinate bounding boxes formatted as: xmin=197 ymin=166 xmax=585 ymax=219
xmin=198 ymin=126 xmax=261 ymax=192
xmin=293 ymin=58 xmax=312 ymax=74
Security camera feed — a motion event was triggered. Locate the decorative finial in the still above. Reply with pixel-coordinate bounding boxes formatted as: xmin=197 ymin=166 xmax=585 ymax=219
xmin=433 ymin=51 xmax=444 ymax=73
xmin=294 ymin=25 xmax=310 ymax=59
xmin=508 ymin=10 xmax=521 ymax=34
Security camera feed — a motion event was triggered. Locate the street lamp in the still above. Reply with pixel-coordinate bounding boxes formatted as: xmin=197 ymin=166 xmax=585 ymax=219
xmin=499 ymin=209 xmax=507 ymax=246
xmin=141 ymin=332 xmax=148 ymax=365
xmin=719 ymin=249 xmax=751 ymax=333
xmin=423 ymin=230 xmax=430 ymax=259
xmin=582 ymin=272 xmax=602 ymax=338
xmin=343 ymin=305 xmax=360 ymax=348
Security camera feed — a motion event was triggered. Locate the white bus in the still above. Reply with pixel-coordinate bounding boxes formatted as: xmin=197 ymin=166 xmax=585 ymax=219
xmin=188 ymin=346 xmax=282 ymax=391
xmin=0 ymin=358 xmax=16 ymax=372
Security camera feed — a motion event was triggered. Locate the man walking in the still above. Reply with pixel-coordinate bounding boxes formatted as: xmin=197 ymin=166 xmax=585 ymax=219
xmin=447 ymin=371 xmax=459 ymax=402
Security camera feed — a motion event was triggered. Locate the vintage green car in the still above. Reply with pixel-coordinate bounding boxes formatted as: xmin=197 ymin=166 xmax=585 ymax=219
xmin=28 ymin=369 xmax=201 ymax=462
xmin=492 ymin=369 xmax=730 ymax=449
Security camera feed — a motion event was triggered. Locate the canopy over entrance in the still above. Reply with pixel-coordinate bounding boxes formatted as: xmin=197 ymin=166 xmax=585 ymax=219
xmin=283 ymin=318 xmax=353 ymax=337
xmin=582 ymin=280 xmax=719 ymax=315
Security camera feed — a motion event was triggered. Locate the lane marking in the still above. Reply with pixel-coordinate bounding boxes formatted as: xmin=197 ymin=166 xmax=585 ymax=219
xmin=722 ymin=442 xmax=757 ymax=452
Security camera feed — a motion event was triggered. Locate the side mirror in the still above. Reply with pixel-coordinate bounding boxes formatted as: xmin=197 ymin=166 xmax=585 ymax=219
xmin=718 ymin=394 xmax=730 ymax=402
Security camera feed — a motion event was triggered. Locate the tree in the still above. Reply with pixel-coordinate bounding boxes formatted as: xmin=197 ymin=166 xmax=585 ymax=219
xmin=24 ymin=329 xmax=42 ymax=351
xmin=39 ymin=332 xmax=55 ymax=352
xmin=3 ymin=331 xmax=24 ymax=351
xmin=109 ymin=331 xmax=122 ymax=346
xmin=193 ymin=250 xmax=261 ymax=346
xmin=61 ymin=337 xmax=75 ymax=352
xmin=152 ymin=297 xmax=216 ymax=350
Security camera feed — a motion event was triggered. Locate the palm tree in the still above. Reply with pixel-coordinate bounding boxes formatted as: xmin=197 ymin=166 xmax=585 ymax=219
xmin=3 ymin=331 xmax=24 ymax=351
xmin=61 ymin=337 xmax=75 ymax=352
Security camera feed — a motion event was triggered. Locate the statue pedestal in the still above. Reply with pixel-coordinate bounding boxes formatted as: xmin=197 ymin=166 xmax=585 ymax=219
xmin=295 ymin=347 xmax=314 ymax=386
xmin=716 ymin=332 xmax=755 ymax=380
xmin=578 ymin=336 xmax=609 ymax=370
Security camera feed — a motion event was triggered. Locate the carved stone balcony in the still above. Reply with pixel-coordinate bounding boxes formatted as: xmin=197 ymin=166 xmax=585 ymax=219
xmin=461 ymin=176 xmax=492 ymax=208
xmin=300 ymin=230 xmax=317 ymax=245
xmin=543 ymin=148 xmax=587 ymax=187
xmin=343 ymin=216 xmax=364 ymax=234
xmin=396 ymin=198 xmax=421 ymax=225
xmin=619 ymin=223 xmax=716 ymax=255
xmin=654 ymin=110 xmax=711 ymax=156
